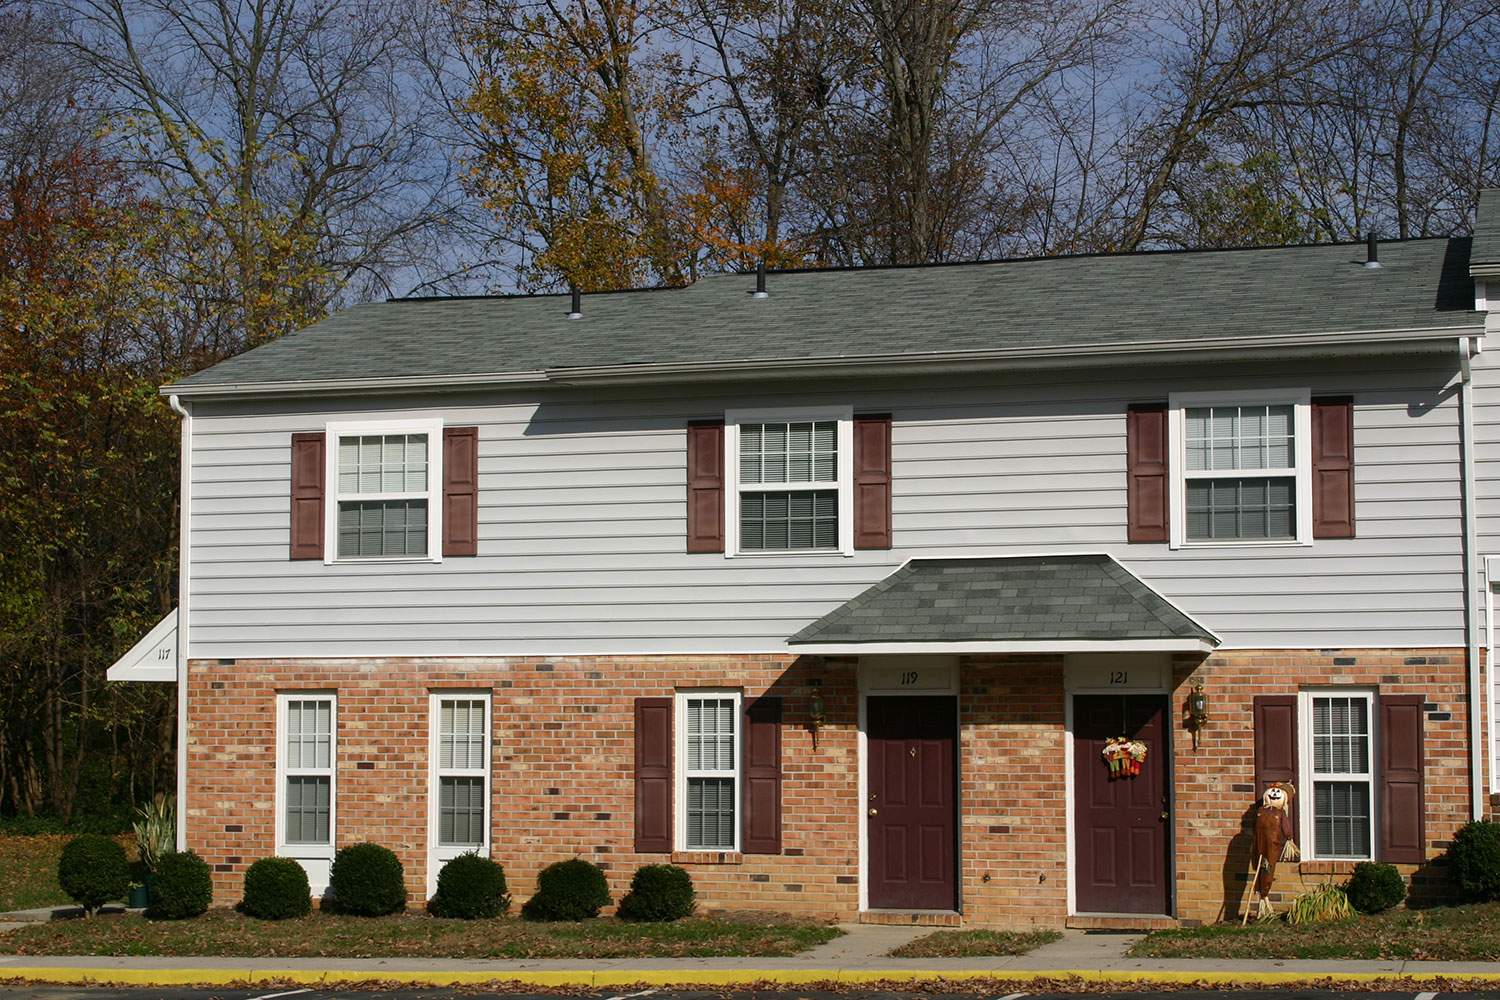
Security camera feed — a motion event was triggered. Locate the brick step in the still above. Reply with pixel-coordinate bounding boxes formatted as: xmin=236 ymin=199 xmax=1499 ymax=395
xmin=1067 ymin=912 xmax=1178 ymax=931
xmin=860 ymin=909 xmax=963 ymax=926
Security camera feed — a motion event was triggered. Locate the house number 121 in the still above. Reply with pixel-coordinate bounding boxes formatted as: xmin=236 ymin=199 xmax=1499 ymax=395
xmin=1109 ymin=671 xmax=1128 ymax=685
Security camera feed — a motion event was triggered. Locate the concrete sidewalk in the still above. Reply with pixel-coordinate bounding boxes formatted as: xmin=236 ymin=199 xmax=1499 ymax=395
xmin=1 ymin=914 xmax=1499 ymax=989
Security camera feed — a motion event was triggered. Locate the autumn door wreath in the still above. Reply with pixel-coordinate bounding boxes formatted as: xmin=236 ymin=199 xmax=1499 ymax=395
xmin=1102 ymin=736 xmax=1147 ymax=778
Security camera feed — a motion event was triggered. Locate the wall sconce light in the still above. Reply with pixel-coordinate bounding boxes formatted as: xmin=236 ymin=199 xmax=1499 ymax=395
xmin=808 ymin=680 xmax=826 ymax=749
xmin=1187 ymin=683 xmax=1209 ymax=748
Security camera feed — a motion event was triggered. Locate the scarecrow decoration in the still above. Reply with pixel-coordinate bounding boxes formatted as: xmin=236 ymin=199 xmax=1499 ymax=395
xmin=1102 ymin=737 xmax=1147 ymax=779
xmin=1244 ymin=781 xmax=1300 ymax=922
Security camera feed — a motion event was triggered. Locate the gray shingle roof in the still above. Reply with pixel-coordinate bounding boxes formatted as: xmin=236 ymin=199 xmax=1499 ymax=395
xmin=168 ymin=236 xmax=1481 ymax=393
xmin=786 ymin=555 xmax=1218 ymax=646
xmin=1474 ymin=189 xmax=1500 ymax=271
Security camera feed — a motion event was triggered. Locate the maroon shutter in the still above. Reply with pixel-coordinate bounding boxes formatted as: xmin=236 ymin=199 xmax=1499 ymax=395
xmin=289 ymin=432 xmax=325 ymax=559
xmin=1127 ymin=403 xmax=1169 ymax=542
xmin=853 ymin=415 xmax=893 ymax=549
xmin=1379 ymin=694 xmax=1425 ymax=863
xmin=634 ymin=697 xmax=673 ymax=853
xmin=1253 ymin=695 xmax=1299 ymax=845
xmin=443 ymin=427 xmax=479 ymax=556
xmin=742 ymin=697 xmax=783 ymax=854
xmin=1312 ymin=396 xmax=1355 ymax=538
xmin=687 ymin=421 xmax=724 ymax=553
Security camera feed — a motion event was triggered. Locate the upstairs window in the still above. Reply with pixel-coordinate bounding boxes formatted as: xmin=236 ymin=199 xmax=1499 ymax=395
xmin=725 ymin=408 xmax=853 ymax=554
xmin=1167 ymin=391 xmax=1313 ymax=547
xmin=325 ymin=419 xmax=443 ymax=561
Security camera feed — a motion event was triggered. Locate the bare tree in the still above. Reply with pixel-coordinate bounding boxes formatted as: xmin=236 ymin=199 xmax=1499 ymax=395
xmin=57 ymin=0 xmax=460 ymax=352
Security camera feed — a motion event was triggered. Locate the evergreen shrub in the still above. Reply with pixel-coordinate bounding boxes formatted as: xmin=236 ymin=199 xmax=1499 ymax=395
xmin=1449 ymin=819 xmax=1500 ymax=901
xmin=617 ymin=863 xmax=695 ymax=922
xmin=429 ymin=853 xmax=510 ymax=919
xmin=1344 ymin=862 xmax=1406 ymax=913
xmin=242 ymin=857 xmax=312 ymax=920
xmin=147 ymin=850 xmax=213 ymax=919
xmin=328 ymin=842 xmax=406 ymax=916
xmin=57 ymin=834 xmax=129 ymax=915
xmin=520 ymin=858 xmax=610 ymax=921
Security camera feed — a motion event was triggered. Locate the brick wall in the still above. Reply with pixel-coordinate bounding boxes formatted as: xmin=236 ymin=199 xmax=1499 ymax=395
xmin=186 ymin=647 xmax=1476 ymax=926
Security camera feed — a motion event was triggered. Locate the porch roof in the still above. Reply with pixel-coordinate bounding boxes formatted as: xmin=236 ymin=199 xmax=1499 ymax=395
xmin=786 ymin=554 xmax=1219 ymax=654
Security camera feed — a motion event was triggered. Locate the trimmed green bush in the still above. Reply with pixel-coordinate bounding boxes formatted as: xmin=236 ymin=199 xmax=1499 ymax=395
xmin=57 ymin=834 xmax=130 ymax=916
xmin=1449 ymin=819 xmax=1500 ymax=901
xmin=242 ymin=857 xmax=312 ymax=920
xmin=147 ymin=850 xmax=213 ymax=919
xmin=1344 ymin=862 xmax=1406 ymax=913
xmin=520 ymin=858 xmax=610 ymax=921
xmin=617 ymin=863 xmax=695 ymax=922
xmin=429 ymin=853 xmax=510 ymax=919
xmin=328 ymin=842 xmax=406 ymax=916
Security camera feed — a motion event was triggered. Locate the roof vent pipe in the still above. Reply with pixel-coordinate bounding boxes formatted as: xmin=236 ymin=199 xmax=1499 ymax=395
xmin=752 ymin=260 xmax=769 ymax=299
xmin=568 ymin=284 xmax=583 ymax=319
xmin=1363 ymin=232 xmax=1382 ymax=269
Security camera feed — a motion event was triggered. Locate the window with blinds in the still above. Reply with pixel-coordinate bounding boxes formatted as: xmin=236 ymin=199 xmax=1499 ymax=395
xmin=282 ymin=696 xmax=334 ymax=846
xmin=434 ymin=696 xmax=488 ymax=848
xmin=737 ymin=420 xmax=839 ymax=550
xmin=1309 ymin=693 xmax=1373 ymax=859
xmin=336 ymin=433 xmax=430 ymax=558
xmin=1183 ymin=404 xmax=1296 ymax=540
xmin=681 ymin=693 xmax=739 ymax=850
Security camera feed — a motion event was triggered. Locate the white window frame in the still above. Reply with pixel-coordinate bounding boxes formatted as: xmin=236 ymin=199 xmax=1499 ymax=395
xmin=275 ymin=692 xmax=337 ymax=863
xmin=674 ymin=689 xmax=742 ymax=852
xmin=324 ymin=418 xmax=444 ymax=564
xmin=724 ymin=406 xmax=853 ymax=556
xmin=428 ymin=692 xmax=491 ymax=881
xmin=1298 ymin=688 xmax=1377 ymax=862
xmin=1167 ymin=388 xmax=1313 ymax=548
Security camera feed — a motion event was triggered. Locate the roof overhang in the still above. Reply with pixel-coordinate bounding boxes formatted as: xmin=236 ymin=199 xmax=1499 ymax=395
xmin=786 ymin=554 xmax=1221 ymax=655
xmin=105 ymin=609 xmax=178 ymax=683
xmin=161 ymin=325 xmax=1480 ymax=401
xmin=788 ymin=637 xmax=1217 ymax=655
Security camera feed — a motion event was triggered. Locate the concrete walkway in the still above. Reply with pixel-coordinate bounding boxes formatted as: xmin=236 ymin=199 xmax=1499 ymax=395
xmin=0 ymin=911 xmax=1497 ymax=989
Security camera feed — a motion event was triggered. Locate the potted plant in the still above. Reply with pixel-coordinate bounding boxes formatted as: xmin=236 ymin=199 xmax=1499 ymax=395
xmin=132 ymin=793 xmax=176 ymax=903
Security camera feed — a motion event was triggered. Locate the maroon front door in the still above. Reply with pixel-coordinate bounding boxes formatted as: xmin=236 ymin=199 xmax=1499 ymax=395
xmin=1073 ymin=694 xmax=1170 ymax=914
xmin=867 ymin=696 xmax=957 ymax=910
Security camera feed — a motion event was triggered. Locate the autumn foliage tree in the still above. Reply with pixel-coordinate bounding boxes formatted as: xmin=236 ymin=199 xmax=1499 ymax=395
xmin=0 ymin=140 xmax=179 ymax=825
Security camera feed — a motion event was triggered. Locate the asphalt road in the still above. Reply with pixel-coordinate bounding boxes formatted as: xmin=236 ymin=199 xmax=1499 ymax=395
xmin=3 ymin=989 xmax=1500 ymax=1000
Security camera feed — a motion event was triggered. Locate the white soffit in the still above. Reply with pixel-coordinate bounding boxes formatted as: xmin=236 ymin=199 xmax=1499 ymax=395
xmin=106 ymin=609 xmax=178 ymax=683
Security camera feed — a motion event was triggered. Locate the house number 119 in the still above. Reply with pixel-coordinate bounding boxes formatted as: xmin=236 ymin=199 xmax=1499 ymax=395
xmin=900 ymin=671 xmax=920 ymax=685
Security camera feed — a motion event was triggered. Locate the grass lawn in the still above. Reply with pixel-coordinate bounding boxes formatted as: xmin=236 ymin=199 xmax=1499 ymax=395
xmin=0 ymin=834 xmax=141 ymax=913
xmin=888 ymin=928 xmax=1062 ymax=958
xmin=1131 ymin=901 xmax=1500 ymax=960
xmin=0 ymin=908 xmax=843 ymax=959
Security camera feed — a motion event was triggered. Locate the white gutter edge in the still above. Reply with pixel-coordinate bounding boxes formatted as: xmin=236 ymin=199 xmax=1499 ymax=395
xmin=168 ymin=393 xmax=191 ymax=851
xmin=159 ymin=325 xmax=1483 ymax=399
xmin=787 ymin=638 xmax=1217 ymax=654
xmin=1460 ymin=341 xmax=1486 ymax=821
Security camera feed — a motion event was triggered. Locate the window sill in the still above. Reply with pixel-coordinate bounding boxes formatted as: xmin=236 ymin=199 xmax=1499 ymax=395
xmin=1299 ymin=859 xmax=1366 ymax=875
xmin=672 ymin=850 xmax=743 ymax=865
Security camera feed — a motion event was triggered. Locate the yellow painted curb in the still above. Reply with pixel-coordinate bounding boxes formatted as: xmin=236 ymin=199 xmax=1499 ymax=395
xmin=7 ymin=966 xmax=1500 ymax=988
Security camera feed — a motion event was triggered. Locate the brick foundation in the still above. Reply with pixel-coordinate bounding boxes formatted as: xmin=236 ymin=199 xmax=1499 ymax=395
xmin=186 ymin=647 xmax=1475 ymax=926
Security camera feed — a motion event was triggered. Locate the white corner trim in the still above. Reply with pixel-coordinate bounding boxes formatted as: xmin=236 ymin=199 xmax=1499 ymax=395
xmin=105 ymin=610 xmax=179 ymax=683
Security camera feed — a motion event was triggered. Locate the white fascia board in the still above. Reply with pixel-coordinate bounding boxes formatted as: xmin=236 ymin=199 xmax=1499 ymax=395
xmin=787 ymin=638 xmax=1217 ymax=655
xmin=158 ymin=327 xmax=1478 ymax=400
xmin=106 ymin=609 xmax=179 ymax=683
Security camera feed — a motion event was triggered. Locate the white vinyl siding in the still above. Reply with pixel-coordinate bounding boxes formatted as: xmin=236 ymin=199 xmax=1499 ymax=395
xmin=1302 ymin=691 xmax=1375 ymax=860
xmin=278 ymin=694 xmax=336 ymax=856
xmin=677 ymin=691 xmax=740 ymax=851
xmin=184 ymin=354 xmax=1468 ymax=655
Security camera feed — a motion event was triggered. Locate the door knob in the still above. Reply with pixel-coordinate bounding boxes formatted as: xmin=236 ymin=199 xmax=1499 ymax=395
xmin=1160 ymin=811 xmax=1169 ymax=820
xmin=868 ymin=808 xmax=878 ymax=816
